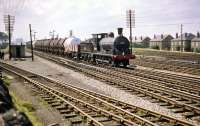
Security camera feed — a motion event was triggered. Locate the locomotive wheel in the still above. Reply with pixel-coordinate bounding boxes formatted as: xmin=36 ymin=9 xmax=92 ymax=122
xmin=112 ymin=61 xmax=119 ymax=67
xmin=123 ymin=60 xmax=129 ymax=67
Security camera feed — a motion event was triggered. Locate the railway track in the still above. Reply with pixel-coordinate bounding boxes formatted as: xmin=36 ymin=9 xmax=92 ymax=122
xmin=104 ymin=66 xmax=200 ymax=96
xmin=32 ymin=51 xmax=200 ymax=124
xmin=0 ymin=61 xmax=197 ymax=126
xmin=131 ymin=58 xmax=200 ymax=76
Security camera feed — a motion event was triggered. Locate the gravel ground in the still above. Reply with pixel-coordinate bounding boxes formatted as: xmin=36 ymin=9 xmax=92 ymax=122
xmin=4 ymin=54 xmax=197 ymax=124
xmin=5 ymin=73 xmax=69 ymax=126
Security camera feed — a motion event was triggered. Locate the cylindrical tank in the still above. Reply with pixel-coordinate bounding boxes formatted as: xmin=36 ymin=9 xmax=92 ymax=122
xmin=63 ymin=36 xmax=81 ymax=53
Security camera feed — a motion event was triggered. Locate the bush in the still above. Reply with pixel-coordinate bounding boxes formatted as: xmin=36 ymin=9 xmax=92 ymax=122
xmin=151 ymin=45 xmax=159 ymax=50
xmin=2 ymin=76 xmax=11 ymax=86
xmin=132 ymin=43 xmax=147 ymax=48
xmin=195 ymin=48 xmax=200 ymax=53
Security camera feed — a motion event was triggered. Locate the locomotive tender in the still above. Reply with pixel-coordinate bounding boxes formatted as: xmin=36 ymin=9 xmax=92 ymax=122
xmin=32 ymin=28 xmax=135 ymax=67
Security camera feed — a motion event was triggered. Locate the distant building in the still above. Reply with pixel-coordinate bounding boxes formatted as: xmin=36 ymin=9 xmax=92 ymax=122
xmin=10 ymin=44 xmax=25 ymax=58
xmin=191 ymin=32 xmax=200 ymax=53
xmin=171 ymin=33 xmax=195 ymax=52
xmin=150 ymin=34 xmax=174 ymax=50
xmin=133 ymin=36 xmax=151 ymax=48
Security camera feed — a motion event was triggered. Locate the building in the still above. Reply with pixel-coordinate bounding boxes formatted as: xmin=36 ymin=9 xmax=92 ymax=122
xmin=191 ymin=32 xmax=200 ymax=53
xmin=171 ymin=33 xmax=195 ymax=52
xmin=10 ymin=44 xmax=25 ymax=58
xmin=150 ymin=34 xmax=174 ymax=50
xmin=133 ymin=36 xmax=151 ymax=48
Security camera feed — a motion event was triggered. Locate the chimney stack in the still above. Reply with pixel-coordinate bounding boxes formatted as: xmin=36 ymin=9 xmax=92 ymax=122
xmin=185 ymin=33 xmax=187 ymax=37
xmin=141 ymin=36 xmax=143 ymax=40
xmin=161 ymin=34 xmax=164 ymax=39
xmin=197 ymin=32 xmax=200 ymax=38
xmin=135 ymin=36 xmax=137 ymax=40
xmin=176 ymin=33 xmax=178 ymax=38
xmin=154 ymin=34 xmax=156 ymax=39
xmin=117 ymin=28 xmax=123 ymax=36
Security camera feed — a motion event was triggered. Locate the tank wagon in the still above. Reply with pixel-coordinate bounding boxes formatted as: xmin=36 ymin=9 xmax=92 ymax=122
xmin=33 ymin=28 xmax=135 ymax=67
xmin=63 ymin=36 xmax=81 ymax=57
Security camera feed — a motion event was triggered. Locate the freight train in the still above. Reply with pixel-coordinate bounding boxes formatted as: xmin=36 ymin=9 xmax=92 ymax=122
xmin=29 ymin=28 xmax=135 ymax=67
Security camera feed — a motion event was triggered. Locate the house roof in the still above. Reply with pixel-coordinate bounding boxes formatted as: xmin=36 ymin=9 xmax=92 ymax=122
xmin=133 ymin=36 xmax=150 ymax=43
xmin=192 ymin=37 xmax=200 ymax=42
xmin=150 ymin=34 xmax=173 ymax=42
xmin=172 ymin=33 xmax=195 ymax=41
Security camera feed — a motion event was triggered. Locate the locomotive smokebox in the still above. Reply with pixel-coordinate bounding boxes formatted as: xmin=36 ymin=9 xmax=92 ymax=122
xmin=117 ymin=28 xmax=123 ymax=36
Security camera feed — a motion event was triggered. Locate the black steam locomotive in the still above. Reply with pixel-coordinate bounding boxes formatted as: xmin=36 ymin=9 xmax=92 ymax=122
xmin=80 ymin=28 xmax=135 ymax=67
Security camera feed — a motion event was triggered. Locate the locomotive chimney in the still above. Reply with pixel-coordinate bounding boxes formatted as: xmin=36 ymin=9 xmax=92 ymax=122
xmin=117 ymin=28 xmax=123 ymax=36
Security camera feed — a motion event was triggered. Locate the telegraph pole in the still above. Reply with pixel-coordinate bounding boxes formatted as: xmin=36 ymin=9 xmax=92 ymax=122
xmin=129 ymin=11 xmax=132 ymax=54
xmin=29 ymin=24 xmax=34 ymax=61
xmin=3 ymin=15 xmax=15 ymax=60
xmin=180 ymin=24 xmax=183 ymax=52
xmin=126 ymin=10 xmax=135 ymax=55
xmin=8 ymin=15 xmax=11 ymax=60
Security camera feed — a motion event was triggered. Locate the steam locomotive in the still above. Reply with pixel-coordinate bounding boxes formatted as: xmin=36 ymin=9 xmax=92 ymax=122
xmin=32 ymin=28 xmax=135 ymax=67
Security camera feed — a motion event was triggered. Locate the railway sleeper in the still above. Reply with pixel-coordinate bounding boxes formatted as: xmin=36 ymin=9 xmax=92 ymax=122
xmin=55 ymin=105 xmax=68 ymax=110
xmin=101 ymin=121 xmax=122 ymax=126
xmin=183 ymin=100 xmax=197 ymax=105
xmin=159 ymin=102 xmax=171 ymax=107
xmin=194 ymin=102 xmax=200 ymax=107
xmin=59 ymin=109 xmax=74 ymax=114
xmin=183 ymin=112 xmax=198 ymax=118
xmin=149 ymin=117 xmax=170 ymax=125
xmin=94 ymin=116 xmax=111 ymax=122
xmin=149 ymin=99 xmax=161 ymax=103
xmin=41 ymin=96 xmax=53 ymax=101
xmin=167 ymin=104 xmax=182 ymax=109
xmin=64 ymin=112 xmax=78 ymax=119
xmin=192 ymin=116 xmax=200 ymax=122
xmin=86 ymin=112 xmax=102 ymax=117
xmin=172 ymin=108 xmax=187 ymax=113
xmin=47 ymin=100 xmax=59 ymax=104
xmin=51 ymin=102 xmax=62 ymax=107
xmin=176 ymin=97 xmax=188 ymax=102
xmin=69 ymin=116 xmax=85 ymax=125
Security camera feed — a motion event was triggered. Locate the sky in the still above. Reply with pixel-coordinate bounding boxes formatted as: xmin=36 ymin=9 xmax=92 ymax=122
xmin=0 ymin=0 xmax=200 ymax=42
